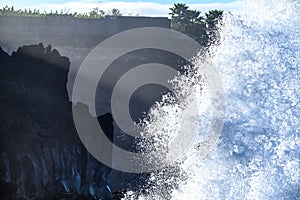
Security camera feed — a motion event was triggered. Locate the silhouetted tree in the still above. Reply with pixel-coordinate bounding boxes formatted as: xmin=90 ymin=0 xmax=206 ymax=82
xmin=169 ymin=3 xmax=223 ymax=46
xmin=169 ymin=3 xmax=189 ymax=24
xmin=205 ymin=10 xmax=223 ymax=28
xmin=186 ymin=9 xmax=204 ymax=23
xmin=112 ymin=8 xmax=122 ymax=17
xmin=0 ymin=6 xmax=122 ymax=19
xmin=106 ymin=8 xmax=122 ymax=17
xmin=88 ymin=7 xmax=105 ymax=18
xmin=205 ymin=10 xmax=223 ymax=45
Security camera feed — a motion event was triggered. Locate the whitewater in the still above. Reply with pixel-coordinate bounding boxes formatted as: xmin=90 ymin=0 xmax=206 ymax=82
xmin=123 ymin=0 xmax=300 ymax=199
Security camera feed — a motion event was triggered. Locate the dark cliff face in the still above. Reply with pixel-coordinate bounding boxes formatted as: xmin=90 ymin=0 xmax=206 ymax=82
xmin=0 ymin=15 xmax=181 ymax=200
xmin=0 ymin=44 xmax=117 ymax=199
xmin=0 ymin=42 xmax=185 ymax=199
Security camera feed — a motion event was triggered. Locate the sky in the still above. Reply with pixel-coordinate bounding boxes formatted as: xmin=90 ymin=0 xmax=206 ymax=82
xmin=0 ymin=0 xmax=243 ymax=17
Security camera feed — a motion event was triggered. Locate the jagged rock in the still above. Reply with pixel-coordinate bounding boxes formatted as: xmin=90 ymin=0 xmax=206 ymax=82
xmin=0 ymin=42 xmax=186 ymax=199
xmin=0 ymin=44 xmax=114 ymax=199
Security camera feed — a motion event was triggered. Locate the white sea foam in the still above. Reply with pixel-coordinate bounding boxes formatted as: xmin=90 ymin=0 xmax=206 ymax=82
xmin=124 ymin=0 xmax=300 ymax=199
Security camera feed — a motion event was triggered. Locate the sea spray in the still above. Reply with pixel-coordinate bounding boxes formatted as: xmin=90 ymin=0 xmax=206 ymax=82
xmin=124 ymin=0 xmax=300 ymax=199
xmin=171 ymin=0 xmax=300 ymax=199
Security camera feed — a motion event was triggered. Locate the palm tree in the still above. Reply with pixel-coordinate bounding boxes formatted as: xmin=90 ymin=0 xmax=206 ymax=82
xmin=186 ymin=9 xmax=204 ymax=24
xmin=205 ymin=10 xmax=223 ymax=45
xmin=205 ymin=10 xmax=223 ymax=28
xmin=169 ymin=4 xmax=224 ymax=46
xmin=88 ymin=7 xmax=105 ymax=18
xmin=107 ymin=8 xmax=122 ymax=17
xmin=169 ymin=3 xmax=189 ymax=23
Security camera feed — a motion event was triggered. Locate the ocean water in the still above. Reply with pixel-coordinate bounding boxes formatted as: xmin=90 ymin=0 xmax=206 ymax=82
xmin=125 ymin=0 xmax=300 ymax=199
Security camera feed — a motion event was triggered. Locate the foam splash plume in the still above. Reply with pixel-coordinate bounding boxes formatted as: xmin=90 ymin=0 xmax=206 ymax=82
xmin=124 ymin=0 xmax=300 ymax=199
